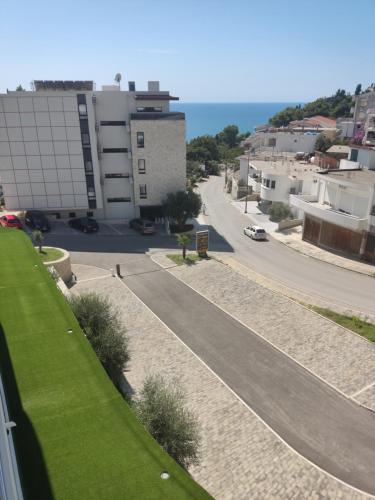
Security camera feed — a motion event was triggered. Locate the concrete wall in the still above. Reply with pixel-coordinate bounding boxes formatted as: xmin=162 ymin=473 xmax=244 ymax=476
xmin=261 ymin=173 xmax=292 ymax=204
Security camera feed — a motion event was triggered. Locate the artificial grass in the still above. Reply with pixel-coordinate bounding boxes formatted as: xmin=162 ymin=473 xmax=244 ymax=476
xmin=167 ymin=254 xmax=210 ymax=266
xmin=0 ymin=228 xmax=211 ymax=500
xmin=36 ymin=247 xmax=64 ymax=263
xmin=310 ymin=305 xmax=375 ymax=343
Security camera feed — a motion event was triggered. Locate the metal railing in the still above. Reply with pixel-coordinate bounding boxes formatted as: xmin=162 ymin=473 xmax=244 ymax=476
xmin=0 ymin=374 xmax=23 ymax=500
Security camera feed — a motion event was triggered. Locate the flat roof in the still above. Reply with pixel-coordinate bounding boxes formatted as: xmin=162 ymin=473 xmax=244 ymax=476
xmin=326 ymin=145 xmax=351 ymax=154
xmin=317 ymin=168 xmax=375 ymax=187
xmin=249 ymin=158 xmax=320 ymax=179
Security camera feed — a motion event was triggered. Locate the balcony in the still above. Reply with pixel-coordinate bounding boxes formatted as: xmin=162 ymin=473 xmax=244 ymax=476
xmin=290 ymin=194 xmax=368 ymax=231
xmin=130 ymin=112 xmax=185 ymax=121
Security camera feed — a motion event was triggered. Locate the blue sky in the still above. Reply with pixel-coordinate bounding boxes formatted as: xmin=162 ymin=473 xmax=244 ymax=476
xmin=1 ymin=0 xmax=374 ymax=102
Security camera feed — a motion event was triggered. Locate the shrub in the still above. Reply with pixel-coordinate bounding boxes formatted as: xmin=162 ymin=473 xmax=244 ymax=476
xmin=268 ymin=202 xmax=291 ymax=221
xmin=69 ymin=293 xmax=129 ymax=385
xmin=163 ymin=191 xmax=202 ymax=230
xmin=32 ymin=229 xmax=44 ymax=253
xmin=135 ymin=374 xmax=200 ymax=470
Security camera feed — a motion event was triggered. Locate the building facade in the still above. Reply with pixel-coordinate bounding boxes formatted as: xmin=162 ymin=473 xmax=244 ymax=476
xmin=0 ymin=80 xmax=186 ymax=220
xmin=291 ymin=168 xmax=375 ymax=262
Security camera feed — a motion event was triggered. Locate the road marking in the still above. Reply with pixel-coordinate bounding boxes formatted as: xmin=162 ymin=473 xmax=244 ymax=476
xmin=115 ymin=273 xmax=375 ymax=498
xmin=76 ymin=274 xmax=113 ymax=284
xmin=351 ymin=381 xmax=375 ymax=398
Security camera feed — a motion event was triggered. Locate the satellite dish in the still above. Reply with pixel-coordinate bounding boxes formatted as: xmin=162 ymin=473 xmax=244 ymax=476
xmin=114 ymin=73 xmax=122 ymax=83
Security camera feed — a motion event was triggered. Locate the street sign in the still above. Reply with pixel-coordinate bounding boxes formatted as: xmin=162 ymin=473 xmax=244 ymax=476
xmin=196 ymin=230 xmax=209 ymax=257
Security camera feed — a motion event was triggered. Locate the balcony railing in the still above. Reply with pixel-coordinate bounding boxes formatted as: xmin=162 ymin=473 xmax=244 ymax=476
xmin=290 ymin=194 xmax=368 ymax=231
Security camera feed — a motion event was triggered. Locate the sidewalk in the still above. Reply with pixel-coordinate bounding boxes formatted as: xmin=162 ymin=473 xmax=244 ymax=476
xmin=231 ymin=200 xmax=279 ymax=233
xmin=273 ymin=226 xmax=375 ymax=277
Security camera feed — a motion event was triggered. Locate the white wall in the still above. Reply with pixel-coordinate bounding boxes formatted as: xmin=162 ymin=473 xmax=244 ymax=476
xmin=260 ymin=173 xmax=291 ymax=203
xmin=275 ymin=132 xmax=317 ymax=153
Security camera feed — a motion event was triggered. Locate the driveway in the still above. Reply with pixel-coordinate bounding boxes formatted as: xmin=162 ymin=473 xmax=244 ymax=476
xmin=123 ymin=260 xmax=375 ymax=495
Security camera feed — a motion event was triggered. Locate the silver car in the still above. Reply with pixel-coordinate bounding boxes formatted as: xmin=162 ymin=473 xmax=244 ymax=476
xmin=243 ymin=225 xmax=267 ymax=240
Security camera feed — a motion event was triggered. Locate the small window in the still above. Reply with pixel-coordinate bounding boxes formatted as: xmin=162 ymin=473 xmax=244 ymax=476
xmin=107 ymin=197 xmax=131 ymax=203
xmin=102 ymin=148 xmax=128 ymax=153
xmin=69 ymin=212 xmax=76 ymax=218
xmin=81 ymin=133 xmax=90 ymax=145
xmin=139 ymin=184 xmax=147 ymax=199
xmin=105 ymin=173 xmax=130 ymax=178
xmin=266 ymin=179 xmax=270 ymax=188
xmin=88 ymin=199 xmax=97 ymax=209
xmin=87 ymin=211 xmax=94 ymax=217
xmin=100 ymin=121 xmax=126 ymax=126
xmin=84 ymin=160 xmax=93 ymax=173
xmin=271 ymin=180 xmax=276 ymax=189
xmin=137 ymin=132 xmax=144 ymax=148
xmin=79 ymin=104 xmax=87 ymax=116
xmin=138 ymin=159 xmax=146 ymax=174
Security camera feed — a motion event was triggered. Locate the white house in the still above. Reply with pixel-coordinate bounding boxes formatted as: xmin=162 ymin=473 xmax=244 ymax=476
xmin=0 ymin=80 xmax=186 ymax=221
xmin=290 ymin=168 xmax=375 ymax=261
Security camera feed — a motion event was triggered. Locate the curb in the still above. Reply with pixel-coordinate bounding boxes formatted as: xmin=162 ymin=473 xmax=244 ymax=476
xmin=272 ymin=234 xmax=375 ymax=278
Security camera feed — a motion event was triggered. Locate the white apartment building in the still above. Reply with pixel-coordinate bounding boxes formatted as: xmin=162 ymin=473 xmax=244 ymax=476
xmin=290 ymin=168 xmax=375 ymax=262
xmin=0 ymin=80 xmax=186 ymax=220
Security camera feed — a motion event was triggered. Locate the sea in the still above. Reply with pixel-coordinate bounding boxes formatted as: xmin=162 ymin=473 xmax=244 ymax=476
xmin=170 ymin=102 xmax=300 ymax=141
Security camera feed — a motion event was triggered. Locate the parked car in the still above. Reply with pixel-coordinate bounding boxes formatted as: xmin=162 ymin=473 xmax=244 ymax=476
xmin=25 ymin=210 xmax=50 ymax=232
xmin=0 ymin=214 xmax=23 ymax=229
xmin=129 ymin=218 xmax=155 ymax=234
xmin=68 ymin=217 xmax=99 ymax=233
xmin=243 ymin=225 xmax=267 ymax=240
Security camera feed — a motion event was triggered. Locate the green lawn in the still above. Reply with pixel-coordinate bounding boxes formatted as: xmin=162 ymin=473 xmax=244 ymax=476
xmin=310 ymin=305 xmax=375 ymax=343
xmin=0 ymin=228 xmax=211 ymax=500
xmin=37 ymin=247 xmax=64 ymax=263
xmin=167 ymin=253 xmax=210 ymax=266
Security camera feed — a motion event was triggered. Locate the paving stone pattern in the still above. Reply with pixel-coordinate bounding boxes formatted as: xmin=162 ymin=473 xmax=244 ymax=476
xmin=72 ymin=266 xmax=369 ymax=499
xmin=169 ymin=259 xmax=375 ymax=397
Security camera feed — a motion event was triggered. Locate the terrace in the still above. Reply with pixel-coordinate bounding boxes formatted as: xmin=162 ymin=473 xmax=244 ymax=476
xmin=0 ymin=229 xmax=210 ymax=499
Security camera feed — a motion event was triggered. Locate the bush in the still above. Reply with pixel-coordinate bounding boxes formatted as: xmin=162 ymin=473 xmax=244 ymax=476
xmin=69 ymin=293 xmax=129 ymax=385
xmin=268 ymin=202 xmax=291 ymax=221
xmin=169 ymin=223 xmax=194 ymax=234
xmin=163 ymin=191 xmax=202 ymax=228
xmin=135 ymin=374 xmax=200 ymax=469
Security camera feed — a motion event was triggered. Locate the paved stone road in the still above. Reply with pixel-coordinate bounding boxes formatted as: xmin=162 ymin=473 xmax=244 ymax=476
xmin=72 ymin=265 xmax=369 ymax=499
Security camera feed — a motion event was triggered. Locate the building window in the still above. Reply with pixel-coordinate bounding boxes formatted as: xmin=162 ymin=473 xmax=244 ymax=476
xmin=138 ymin=159 xmax=146 ymax=174
xmin=69 ymin=212 xmax=76 ymax=218
xmin=88 ymin=199 xmax=97 ymax=209
xmin=86 ymin=175 xmax=96 ymax=199
xmin=102 ymin=148 xmax=128 ymax=153
xmin=271 ymin=180 xmax=276 ymax=189
xmin=107 ymin=197 xmax=131 ymax=203
xmin=266 ymin=179 xmax=270 ymax=188
xmin=137 ymin=132 xmax=144 ymax=148
xmin=105 ymin=173 xmax=130 ymax=178
xmin=100 ymin=121 xmax=126 ymax=126
xmin=84 ymin=160 xmax=93 ymax=173
xmin=78 ymin=104 xmax=87 ymax=116
xmin=81 ymin=133 xmax=90 ymax=145
xmin=139 ymin=184 xmax=147 ymax=199
xmin=137 ymin=107 xmax=162 ymax=112
xmin=87 ymin=211 xmax=94 ymax=217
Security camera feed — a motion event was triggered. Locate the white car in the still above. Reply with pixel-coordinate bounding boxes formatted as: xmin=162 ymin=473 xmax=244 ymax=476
xmin=243 ymin=225 xmax=267 ymax=240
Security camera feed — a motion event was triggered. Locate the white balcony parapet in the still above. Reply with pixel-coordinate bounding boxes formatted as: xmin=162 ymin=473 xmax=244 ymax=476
xmin=0 ymin=374 xmax=24 ymax=500
xmin=290 ymin=194 xmax=369 ymax=231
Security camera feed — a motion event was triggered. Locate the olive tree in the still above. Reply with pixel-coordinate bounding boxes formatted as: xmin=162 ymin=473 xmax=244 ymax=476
xmin=69 ymin=293 xmax=129 ymax=385
xmin=163 ymin=191 xmax=202 ymax=230
xmin=268 ymin=202 xmax=291 ymax=222
xmin=135 ymin=374 xmax=200 ymax=469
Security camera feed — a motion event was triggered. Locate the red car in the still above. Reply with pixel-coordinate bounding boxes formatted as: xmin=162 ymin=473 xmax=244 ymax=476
xmin=0 ymin=214 xmax=23 ymax=229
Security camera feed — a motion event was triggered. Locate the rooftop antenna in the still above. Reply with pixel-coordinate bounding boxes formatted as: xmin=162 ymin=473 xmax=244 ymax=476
xmin=114 ymin=73 xmax=122 ymax=89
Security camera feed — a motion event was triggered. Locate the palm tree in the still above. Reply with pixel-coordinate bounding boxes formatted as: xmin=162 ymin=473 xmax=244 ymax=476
xmin=32 ymin=229 xmax=44 ymax=253
xmin=176 ymin=233 xmax=192 ymax=260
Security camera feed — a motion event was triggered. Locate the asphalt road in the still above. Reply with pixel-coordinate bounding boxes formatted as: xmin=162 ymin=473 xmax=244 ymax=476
xmin=124 ymin=263 xmax=375 ymax=496
xmin=200 ymin=176 xmax=375 ymax=316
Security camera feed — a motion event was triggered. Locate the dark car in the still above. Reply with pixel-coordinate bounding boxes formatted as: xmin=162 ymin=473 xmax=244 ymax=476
xmin=129 ymin=218 xmax=155 ymax=235
xmin=25 ymin=210 xmax=51 ymax=232
xmin=68 ymin=217 xmax=99 ymax=233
